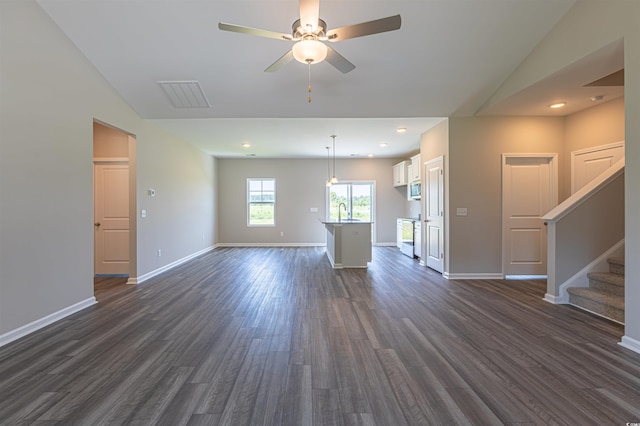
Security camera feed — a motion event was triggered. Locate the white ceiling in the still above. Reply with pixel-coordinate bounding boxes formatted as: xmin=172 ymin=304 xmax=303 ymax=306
xmin=36 ymin=0 xmax=623 ymax=158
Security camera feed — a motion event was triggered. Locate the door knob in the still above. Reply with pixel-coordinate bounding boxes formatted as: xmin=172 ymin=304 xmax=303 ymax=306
xmin=95 ymin=222 xmax=101 ymax=227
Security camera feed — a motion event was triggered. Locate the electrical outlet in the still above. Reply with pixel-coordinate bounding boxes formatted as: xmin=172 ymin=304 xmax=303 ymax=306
xmin=157 ymin=249 xmax=161 ymax=257
xmin=280 ymin=231 xmax=284 ymax=237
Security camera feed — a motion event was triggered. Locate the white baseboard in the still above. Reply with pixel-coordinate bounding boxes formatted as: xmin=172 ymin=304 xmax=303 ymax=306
xmin=216 ymin=243 xmax=325 ymax=248
xmin=619 ymin=335 xmax=640 ymax=355
xmin=443 ymin=272 xmax=503 ymax=280
xmin=0 ymin=297 xmax=97 ymax=348
xmin=506 ymin=275 xmax=547 ymax=280
xmin=133 ymin=246 xmax=215 ymax=284
xmin=544 ymin=293 xmax=568 ymax=304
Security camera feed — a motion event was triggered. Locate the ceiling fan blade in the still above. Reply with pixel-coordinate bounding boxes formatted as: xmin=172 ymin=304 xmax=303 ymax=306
xmin=299 ymin=0 xmax=320 ymax=31
xmin=218 ymin=22 xmax=291 ymax=40
xmin=326 ymin=14 xmax=401 ymax=42
xmin=264 ymin=50 xmax=294 ymax=72
xmin=326 ymin=46 xmax=355 ymax=74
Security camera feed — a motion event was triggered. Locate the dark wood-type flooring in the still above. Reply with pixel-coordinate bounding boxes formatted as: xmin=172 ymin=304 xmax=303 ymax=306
xmin=1 ymin=247 xmax=639 ymax=425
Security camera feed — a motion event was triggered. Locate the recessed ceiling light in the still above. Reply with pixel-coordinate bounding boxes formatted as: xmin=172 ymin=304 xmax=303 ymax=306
xmin=242 ymin=142 xmax=251 ymax=148
xmin=380 ymin=142 xmax=388 ymax=147
xmin=549 ymin=102 xmax=567 ymax=109
xmin=368 ymin=154 xmax=374 ymax=158
xmin=590 ymin=95 xmax=604 ymax=102
xmin=396 ymin=127 xmax=407 ymax=133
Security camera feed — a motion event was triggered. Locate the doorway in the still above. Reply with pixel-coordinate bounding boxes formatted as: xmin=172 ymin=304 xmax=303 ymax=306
xmin=502 ymin=154 xmax=557 ymax=278
xmin=93 ymin=121 xmax=137 ymax=283
xmin=423 ymin=156 xmax=444 ymax=273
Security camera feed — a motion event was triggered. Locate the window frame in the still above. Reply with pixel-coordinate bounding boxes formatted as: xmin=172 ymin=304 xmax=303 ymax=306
xmin=247 ymin=178 xmax=276 ymax=227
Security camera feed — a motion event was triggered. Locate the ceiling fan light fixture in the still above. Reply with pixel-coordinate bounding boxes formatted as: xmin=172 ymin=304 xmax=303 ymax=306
xmin=292 ymin=39 xmax=328 ymax=64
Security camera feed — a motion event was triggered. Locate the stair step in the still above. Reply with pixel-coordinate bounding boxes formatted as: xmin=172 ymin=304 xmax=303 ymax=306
xmin=567 ymin=287 xmax=624 ymax=323
xmin=608 ymin=257 xmax=625 ymax=275
xmin=587 ymin=271 xmax=624 ymax=296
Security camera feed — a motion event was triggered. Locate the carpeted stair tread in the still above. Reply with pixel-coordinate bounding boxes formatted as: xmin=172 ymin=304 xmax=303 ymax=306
xmin=608 ymin=257 xmax=625 ymax=275
xmin=567 ymin=287 xmax=624 ymax=322
xmin=587 ymin=271 xmax=624 ymax=287
xmin=608 ymin=257 xmax=625 ymax=266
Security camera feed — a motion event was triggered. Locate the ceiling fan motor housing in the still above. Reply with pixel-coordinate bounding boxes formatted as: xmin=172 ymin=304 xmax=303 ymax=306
xmin=292 ymin=18 xmax=327 ymax=38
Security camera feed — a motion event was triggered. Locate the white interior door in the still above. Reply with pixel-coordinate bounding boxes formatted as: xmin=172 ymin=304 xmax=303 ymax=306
xmin=94 ymin=163 xmax=130 ymax=275
xmin=424 ymin=156 xmax=444 ymax=273
xmin=571 ymin=142 xmax=624 ymax=193
xmin=502 ymin=155 xmax=557 ymax=277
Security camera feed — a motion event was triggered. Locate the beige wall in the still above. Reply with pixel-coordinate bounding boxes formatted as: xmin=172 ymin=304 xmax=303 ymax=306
xmin=471 ymin=0 xmax=640 ymax=348
xmin=0 ymin=2 xmax=215 ymax=337
xmin=562 ymin=97 xmax=625 ymax=200
xmin=447 ymin=116 xmax=564 ymax=275
xmin=217 ymin=158 xmax=407 ymax=245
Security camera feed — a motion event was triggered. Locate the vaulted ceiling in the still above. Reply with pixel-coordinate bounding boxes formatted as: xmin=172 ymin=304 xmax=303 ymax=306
xmin=37 ymin=0 xmax=623 ymax=158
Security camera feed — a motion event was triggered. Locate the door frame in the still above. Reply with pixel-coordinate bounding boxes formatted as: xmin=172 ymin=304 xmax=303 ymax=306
xmin=93 ymin=121 xmax=137 ymax=284
xmin=422 ymin=155 xmax=445 ymax=273
xmin=501 ymin=153 xmax=558 ymax=279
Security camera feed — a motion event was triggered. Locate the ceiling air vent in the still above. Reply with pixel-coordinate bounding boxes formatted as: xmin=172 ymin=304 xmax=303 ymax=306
xmin=158 ymin=80 xmax=211 ymax=108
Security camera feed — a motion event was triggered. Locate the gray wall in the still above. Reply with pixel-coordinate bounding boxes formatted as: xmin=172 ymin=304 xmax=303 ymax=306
xmin=217 ymin=158 xmax=407 ymax=245
xmin=0 ymin=2 xmax=216 ymax=336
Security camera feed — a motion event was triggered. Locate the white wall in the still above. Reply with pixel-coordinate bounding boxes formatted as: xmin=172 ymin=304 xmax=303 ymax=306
xmin=217 ymin=158 xmax=407 ymax=246
xmin=0 ymin=2 xmax=215 ymax=339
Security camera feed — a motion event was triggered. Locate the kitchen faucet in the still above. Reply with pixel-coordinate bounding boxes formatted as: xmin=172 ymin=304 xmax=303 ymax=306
xmin=338 ymin=203 xmax=347 ymax=222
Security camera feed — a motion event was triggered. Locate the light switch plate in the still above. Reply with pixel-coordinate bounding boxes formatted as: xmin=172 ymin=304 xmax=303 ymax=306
xmin=456 ymin=208 xmax=468 ymax=216
xmin=310 ymin=207 xmax=318 ymax=212
xmin=140 ymin=209 xmax=147 ymax=218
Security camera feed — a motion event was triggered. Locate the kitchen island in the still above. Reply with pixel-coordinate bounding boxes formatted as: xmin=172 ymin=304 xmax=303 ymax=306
xmin=321 ymin=220 xmax=372 ymax=269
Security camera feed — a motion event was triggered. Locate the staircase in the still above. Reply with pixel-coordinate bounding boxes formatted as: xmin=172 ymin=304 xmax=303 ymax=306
xmin=567 ymin=257 xmax=625 ymax=323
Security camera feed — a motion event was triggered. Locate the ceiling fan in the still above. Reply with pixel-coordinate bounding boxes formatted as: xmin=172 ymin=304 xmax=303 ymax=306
xmin=218 ymin=0 xmax=401 ymax=74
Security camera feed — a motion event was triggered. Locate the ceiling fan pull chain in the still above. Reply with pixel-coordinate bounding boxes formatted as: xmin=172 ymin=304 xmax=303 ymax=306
xmin=307 ymin=60 xmax=312 ymax=103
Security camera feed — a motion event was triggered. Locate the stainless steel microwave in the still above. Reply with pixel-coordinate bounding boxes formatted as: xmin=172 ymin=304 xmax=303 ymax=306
xmin=409 ymin=182 xmax=421 ymax=199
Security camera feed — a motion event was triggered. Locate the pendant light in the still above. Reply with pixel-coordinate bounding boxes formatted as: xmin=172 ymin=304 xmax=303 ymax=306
xmin=325 ymin=146 xmax=332 ymax=187
xmin=330 ymin=135 xmax=339 ymax=184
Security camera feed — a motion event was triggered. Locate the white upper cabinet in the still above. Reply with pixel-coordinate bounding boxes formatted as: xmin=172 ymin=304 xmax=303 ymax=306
xmin=409 ymin=154 xmax=421 ymax=182
xmin=393 ymin=161 xmax=408 ymax=187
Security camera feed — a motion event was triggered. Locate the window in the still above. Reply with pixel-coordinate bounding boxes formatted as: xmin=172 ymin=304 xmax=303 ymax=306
xmin=247 ymin=178 xmax=275 ymax=226
xmin=327 ymin=182 xmax=373 ymax=222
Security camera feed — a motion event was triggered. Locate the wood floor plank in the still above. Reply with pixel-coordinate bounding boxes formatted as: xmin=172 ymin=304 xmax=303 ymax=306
xmin=0 ymin=246 xmax=639 ymax=425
